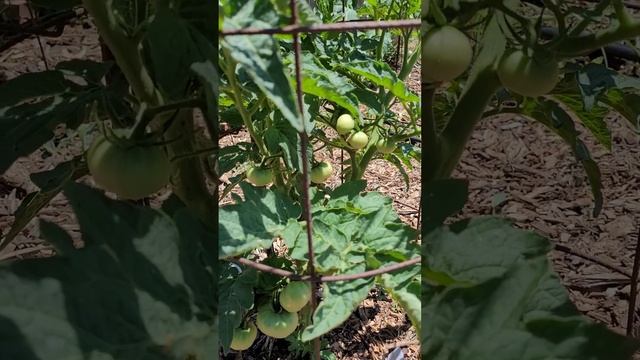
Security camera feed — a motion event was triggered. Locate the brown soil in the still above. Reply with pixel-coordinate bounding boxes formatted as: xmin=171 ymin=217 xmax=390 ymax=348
xmin=454 ymin=104 xmax=640 ymax=343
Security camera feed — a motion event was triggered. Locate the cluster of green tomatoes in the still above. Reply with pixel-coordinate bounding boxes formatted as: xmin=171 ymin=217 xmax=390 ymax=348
xmin=230 ymin=281 xmax=312 ymax=351
xmin=244 ymin=113 xmax=396 ymax=188
xmin=422 ymin=25 xmax=560 ymax=96
xmin=335 ymin=113 xmax=396 ymax=154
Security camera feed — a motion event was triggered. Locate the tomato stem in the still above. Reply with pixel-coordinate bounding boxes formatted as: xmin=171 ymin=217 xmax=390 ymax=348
xmin=82 ymin=0 xmax=162 ymax=106
xmin=221 ymin=48 xmax=270 ymax=156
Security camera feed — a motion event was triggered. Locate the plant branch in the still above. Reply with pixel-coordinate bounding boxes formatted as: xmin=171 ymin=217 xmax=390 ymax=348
xmin=556 ymin=18 xmax=640 ymax=56
xmin=554 ymin=243 xmax=631 ymax=278
xmin=232 ymin=256 xmax=420 ymax=282
xmin=132 ymin=98 xmax=204 ymax=138
xmin=82 ymin=0 xmax=162 ymax=105
xmin=423 ymin=85 xmax=440 ymax=180
xmin=614 ymin=0 xmax=633 ymax=27
xmin=434 ymin=68 xmax=501 ymax=180
xmin=543 ymin=0 xmax=566 ymax=36
xmin=164 ymin=109 xmax=216 ymax=228
xmin=221 ymin=49 xmax=269 ymax=155
xmin=565 ymin=0 xmax=611 ymax=38
xmin=627 ymin=227 xmax=640 ymax=336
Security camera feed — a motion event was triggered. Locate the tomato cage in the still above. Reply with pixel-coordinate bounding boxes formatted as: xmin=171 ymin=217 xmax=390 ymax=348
xmin=219 ymin=0 xmax=421 ymax=358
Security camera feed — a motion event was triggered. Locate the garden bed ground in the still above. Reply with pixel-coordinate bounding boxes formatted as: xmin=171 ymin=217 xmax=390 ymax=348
xmin=455 ymin=106 xmax=640 ymax=347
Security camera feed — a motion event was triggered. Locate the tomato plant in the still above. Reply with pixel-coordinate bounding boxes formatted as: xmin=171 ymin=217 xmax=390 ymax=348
xmin=422 ymin=0 xmax=640 ymax=359
xmin=219 ymin=0 xmax=421 ymax=357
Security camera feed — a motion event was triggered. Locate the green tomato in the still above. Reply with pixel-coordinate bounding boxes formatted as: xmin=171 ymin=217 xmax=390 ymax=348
xmin=335 ymin=114 xmax=355 ymax=135
xmin=230 ymin=322 xmax=257 ymax=351
xmin=376 ymin=139 xmax=396 ymax=154
xmin=348 ymin=131 xmax=369 ymax=150
xmin=256 ymin=304 xmax=299 ymax=339
xmin=87 ymin=133 xmax=171 ymax=200
xmin=246 ymin=166 xmax=274 ymax=187
xmin=279 ymin=281 xmax=312 ymax=313
xmin=310 ymin=161 xmax=333 ymax=184
xmin=422 ymin=26 xmax=473 ymax=82
xmin=497 ymin=50 xmax=559 ymax=97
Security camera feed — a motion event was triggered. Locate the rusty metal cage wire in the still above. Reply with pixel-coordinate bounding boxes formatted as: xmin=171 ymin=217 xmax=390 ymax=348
xmin=219 ymin=1 xmax=421 ymax=358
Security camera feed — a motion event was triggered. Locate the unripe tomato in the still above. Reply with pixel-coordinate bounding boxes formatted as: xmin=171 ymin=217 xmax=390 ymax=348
xmin=230 ymin=322 xmax=257 ymax=351
xmin=86 ymin=133 xmax=171 ymax=200
xmin=497 ymin=50 xmax=559 ymax=97
xmin=335 ymin=114 xmax=355 ymax=135
xmin=348 ymin=131 xmax=369 ymax=150
xmin=422 ymin=26 xmax=473 ymax=82
xmin=310 ymin=161 xmax=332 ymax=184
xmin=256 ymin=304 xmax=299 ymax=339
xmin=279 ymin=281 xmax=312 ymax=313
xmin=246 ymin=166 xmax=274 ymax=187
xmin=376 ymin=139 xmax=395 ymax=154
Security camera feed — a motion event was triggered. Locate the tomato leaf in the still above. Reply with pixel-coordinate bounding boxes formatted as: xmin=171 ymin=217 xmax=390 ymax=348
xmin=378 ymin=265 xmax=421 ymax=334
xmin=284 ymin=188 xmax=417 ymax=272
xmin=145 ymin=6 xmax=216 ymax=101
xmin=218 ymin=142 xmax=253 ymax=175
xmin=301 ymin=265 xmax=374 ymax=342
xmin=282 ymin=184 xmax=419 ymax=340
xmin=519 ymin=98 xmax=603 ymax=216
xmin=219 ymin=183 xmax=302 ymax=258
xmin=298 ymin=54 xmax=360 ymax=119
xmin=222 ymin=12 xmax=303 ymax=132
xmin=601 ymin=89 xmax=640 ymax=131
xmin=0 ymin=157 xmax=87 ymax=251
xmin=339 ymin=60 xmax=419 ymax=102
xmin=0 ymin=60 xmax=123 ymax=174
xmin=264 ymin=112 xmax=312 ymax=172
xmin=571 ymin=63 xmax=640 ymax=111
xmin=553 ymin=93 xmax=612 ymax=150
xmin=423 ymin=217 xmax=640 ymax=359
xmin=0 ymin=183 xmax=216 ymax=360
xmin=218 ymin=264 xmax=257 ymax=353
